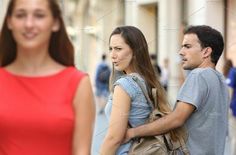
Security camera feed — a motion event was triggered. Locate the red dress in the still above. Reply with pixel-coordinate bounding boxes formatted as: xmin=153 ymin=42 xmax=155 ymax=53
xmin=0 ymin=67 xmax=86 ymax=155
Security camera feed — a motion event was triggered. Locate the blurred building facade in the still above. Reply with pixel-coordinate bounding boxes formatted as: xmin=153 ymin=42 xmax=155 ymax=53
xmin=0 ymin=0 xmax=8 ymax=28
xmin=74 ymin=0 xmax=233 ymax=103
xmin=226 ymin=0 xmax=236 ymax=65
xmin=69 ymin=0 xmax=124 ymax=84
xmin=0 ymin=0 xmax=236 ymax=102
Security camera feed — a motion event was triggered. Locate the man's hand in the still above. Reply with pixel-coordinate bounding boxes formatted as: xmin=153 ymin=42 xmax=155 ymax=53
xmin=122 ymin=128 xmax=135 ymax=144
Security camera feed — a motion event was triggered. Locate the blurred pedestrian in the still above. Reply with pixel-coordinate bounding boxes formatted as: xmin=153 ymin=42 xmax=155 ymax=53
xmin=0 ymin=0 xmax=95 ymax=155
xmin=150 ymin=53 xmax=162 ymax=78
xmin=225 ymin=59 xmax=236 ymax=155
xmin=124 ymin=25 xmax=230 ymax=155
xmin=160 ymin=58 xmax=169 ymax=91
xmin=95 ymin=54 xmax=111 ymax=114
xmin=100 ymin=26 xmax=183 ymax=155
xmin=223 ymin=59 xmax=233 ymax=77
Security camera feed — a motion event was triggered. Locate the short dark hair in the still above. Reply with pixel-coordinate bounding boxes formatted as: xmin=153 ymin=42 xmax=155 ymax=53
xmin=184 ymin=25 xmax=224 ymax=65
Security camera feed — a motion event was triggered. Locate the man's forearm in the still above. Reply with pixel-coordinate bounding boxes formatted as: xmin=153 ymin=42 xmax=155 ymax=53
xmin=127 ymin=102 xmax=194 ymax=140
xmin=130 ymin=113 xmax=182 ymax=138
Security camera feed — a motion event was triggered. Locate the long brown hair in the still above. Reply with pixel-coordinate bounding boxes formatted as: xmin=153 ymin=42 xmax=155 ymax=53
xmin=109 ymin=26 xmax=183 ymax=141
xmin=0 ymin=0 xmax=74 ymax=66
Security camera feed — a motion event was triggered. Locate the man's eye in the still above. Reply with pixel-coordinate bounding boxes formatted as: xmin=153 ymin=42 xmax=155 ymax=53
xmin=183 ymin=45 xmax=190 ymax=49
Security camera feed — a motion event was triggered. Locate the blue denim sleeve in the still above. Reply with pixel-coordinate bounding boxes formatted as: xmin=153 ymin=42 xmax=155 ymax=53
xmin=114 ymin=76 xmax=137 ymax=100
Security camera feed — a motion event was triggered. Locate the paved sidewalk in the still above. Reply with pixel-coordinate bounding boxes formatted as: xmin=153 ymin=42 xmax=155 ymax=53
xmin=92 ymin=112 xmax=108 ymax=155
xmin=91 ymin=112 xmax=231 ymax=155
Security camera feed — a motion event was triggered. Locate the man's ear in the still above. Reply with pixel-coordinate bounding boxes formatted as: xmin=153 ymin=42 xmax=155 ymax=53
xmin=203 ymin=47 xmax=212 ymax=58
xmin=52 ymin=19 xmax=60 ymax=32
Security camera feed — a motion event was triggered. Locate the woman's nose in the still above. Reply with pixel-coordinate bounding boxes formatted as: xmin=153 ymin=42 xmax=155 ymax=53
xmin=110 ymin=50 xmax=117 ymax=59
xmin=24 ymin=15 xmax=34 ymax=29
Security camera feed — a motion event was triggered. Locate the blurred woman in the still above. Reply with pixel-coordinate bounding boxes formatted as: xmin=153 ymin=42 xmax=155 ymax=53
xmin=0 ymin=0 xmax=95 ymax=155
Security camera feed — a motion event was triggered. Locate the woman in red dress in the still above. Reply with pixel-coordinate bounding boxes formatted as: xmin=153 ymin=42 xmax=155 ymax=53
xmin=0 ymin=0 xmax=95 ymax=155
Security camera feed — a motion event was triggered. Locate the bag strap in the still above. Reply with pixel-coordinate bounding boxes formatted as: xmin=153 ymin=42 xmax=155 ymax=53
xmin=179 ymin=138 xmax=190 ymax=154
xmin=129 ymin=74 xmax=155 ymax=110
xmin=129 ymin=74 xmax=190 ymax=155
xmin=129 ymin=74 xmax=172 ymax=149
xmin=127 ymin=74 xmax=155 ymax=129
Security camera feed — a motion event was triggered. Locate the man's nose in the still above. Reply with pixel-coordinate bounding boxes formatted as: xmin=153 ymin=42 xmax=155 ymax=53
xmin=179 ymin=48 xmax=184 ymax=56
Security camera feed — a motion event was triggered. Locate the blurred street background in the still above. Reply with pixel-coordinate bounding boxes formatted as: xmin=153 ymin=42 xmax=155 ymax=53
xmin=0 ymin=0 xmax=235 ymax=154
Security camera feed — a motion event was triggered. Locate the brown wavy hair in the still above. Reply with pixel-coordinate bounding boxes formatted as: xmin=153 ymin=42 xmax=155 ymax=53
xmin=0 ymin=0 xmax=74 ymax=66
xmin=109 ymin=26 xmax=184 ymax=141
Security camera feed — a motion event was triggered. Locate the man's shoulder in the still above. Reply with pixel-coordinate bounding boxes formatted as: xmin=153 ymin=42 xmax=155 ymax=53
xmin=189 ymin=68 xmax=221 ymax=78
xmin=190 ymin=67 xmax=213 ymax=74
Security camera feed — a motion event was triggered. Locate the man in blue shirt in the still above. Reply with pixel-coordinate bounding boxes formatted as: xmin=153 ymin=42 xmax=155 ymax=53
xmin=124 ymin=25 xmax=230 ymax=155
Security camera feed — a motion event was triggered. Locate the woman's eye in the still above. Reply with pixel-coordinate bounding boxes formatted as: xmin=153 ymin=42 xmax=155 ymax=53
xmin=35 ymin=14 xmax=45 ymax=18
xmin=115 ymin=47 xmax=121 ymax=51
xmin=15 ymin=13 xmax=25 ymax=18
